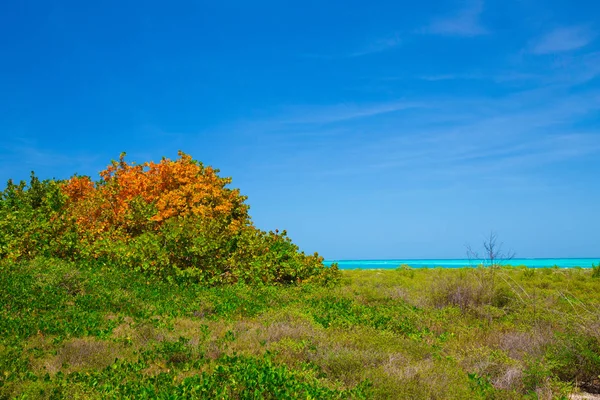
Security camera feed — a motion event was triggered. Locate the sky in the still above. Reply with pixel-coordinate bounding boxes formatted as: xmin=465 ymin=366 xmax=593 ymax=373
xmin=1 ymin=0 xmax=599 ymax=259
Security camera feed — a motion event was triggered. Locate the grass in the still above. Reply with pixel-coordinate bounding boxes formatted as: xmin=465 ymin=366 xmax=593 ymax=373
xmin=1 ymin=258 xmax=600 ymax=399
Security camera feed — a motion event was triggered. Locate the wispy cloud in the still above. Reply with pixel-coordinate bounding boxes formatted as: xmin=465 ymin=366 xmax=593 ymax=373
xmin=420 ymin=0 xmax=487 ymax=37
xmin=217 ymin=79 xmax=600 ymax=193
xmin=540 ymin=51 xmax=600 ymax=85
xmin=376 ymin=71 xmax=540 ymax=84
xmin=302 ymin=33 xmax=402 ymax=59
xmin=530 ymin=26 xmax=595 ymax=54
xmin=349 ymin=33 xmax=402 ymax=57
xmin=273 ymin=100 xmax=423 ymax=125
xmin=0 ymin=139 xmax=101 ymax=184
xmin=418 ymin=73 xmax=484 ymax=81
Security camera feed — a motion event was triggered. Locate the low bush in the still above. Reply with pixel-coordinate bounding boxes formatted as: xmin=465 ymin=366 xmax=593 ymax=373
xmin=547 ymin=333 xmax=600 ymax=393
xmin=592 ymin=263 xmax=600 ymax=279
xmin=0 ymin=152 xmax=338 ymax=285
xmin=430 ymin=270 xmax=489 ymax=310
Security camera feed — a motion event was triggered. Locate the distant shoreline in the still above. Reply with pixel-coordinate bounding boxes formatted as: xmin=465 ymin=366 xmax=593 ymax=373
xmin=324 ymin=258 xmax=600 ymax=269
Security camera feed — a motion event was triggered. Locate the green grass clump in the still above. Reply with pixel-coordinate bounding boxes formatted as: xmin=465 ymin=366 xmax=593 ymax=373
xmin=592 ymin=263 xmax=600 ymax=278
xmin=22 ymin=353 xmax=371 ymax=399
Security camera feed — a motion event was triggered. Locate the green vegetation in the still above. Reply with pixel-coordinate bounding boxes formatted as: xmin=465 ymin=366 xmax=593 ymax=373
xmin=592 ymin=263 xmax=600 ymax=279
xmin=0 ymin=154 xmax=338 ymax=285
xmin=1 ymin=259 xmax=600 ymax=399
xmin=1 ymin=156 xmax=599 ymax=398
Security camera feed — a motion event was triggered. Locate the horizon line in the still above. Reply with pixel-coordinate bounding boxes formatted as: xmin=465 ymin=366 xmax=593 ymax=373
xmin=324 ymin=257 xmax=600 ymax=261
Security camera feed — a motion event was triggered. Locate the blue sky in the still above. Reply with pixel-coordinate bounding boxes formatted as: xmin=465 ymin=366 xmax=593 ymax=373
xmin=1 ymin=0 xmax=599 ymax=259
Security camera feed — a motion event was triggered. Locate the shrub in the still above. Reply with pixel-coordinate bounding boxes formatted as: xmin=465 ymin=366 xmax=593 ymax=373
xmin=429 ymin=270 xmax=517 ymax=313
xmin=0 ymin=173 xmax=76 ymax=261
xmin=547 ymin=333 xmax=600 ymax=393
xmin=0 ymin=152 xmax=338 ymax=286
xmin=430 ymin=272 xmax=488 ymax=311
xmin=592 ymin=263 xmax=600 ymax=279
xmin=60 ymin=151 xmax=250 ymax=246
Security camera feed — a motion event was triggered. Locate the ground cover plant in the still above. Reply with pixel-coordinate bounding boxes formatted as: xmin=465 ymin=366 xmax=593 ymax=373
xmin=1 ymin=259 xmax=600 ymax=399
xmin=1 ymin=154 xmax=599 ymax=399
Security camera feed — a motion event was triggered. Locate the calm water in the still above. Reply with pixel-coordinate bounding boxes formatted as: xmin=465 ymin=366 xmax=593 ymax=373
xmin=324 ymin=258 xmax=600 ymax=270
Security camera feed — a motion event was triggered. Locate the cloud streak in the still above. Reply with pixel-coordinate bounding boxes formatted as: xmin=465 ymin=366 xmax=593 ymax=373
xmin=531 ymin=26 xmax=595 ymax=54
xmin=420 ymin=0 xmax=487 ymax=37
xmin=271 ymin=100 xmax=424 ymax=125
xmin=348 ymin=33 xmax=403 ymax=57
xmin=217 ymin=77 xmax=600 ymax=192
xmin=302 ymin=33 xmax=402 ymax=59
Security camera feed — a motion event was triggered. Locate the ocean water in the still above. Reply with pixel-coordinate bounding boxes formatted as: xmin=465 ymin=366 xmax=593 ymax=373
xmin=324 ymin=258 xmax=600 ymax=270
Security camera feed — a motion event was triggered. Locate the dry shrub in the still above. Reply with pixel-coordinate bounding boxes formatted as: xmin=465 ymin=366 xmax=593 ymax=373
xmin=381 ymin=354 xmax=431 ymax=381
xmin=430 ymin=271 xmax=517 ymax=312
xmin=169 ymin=318 xmax=208 ymax=341
xmin=135 ymin=322 xmax=164 ymax=345
xmin=112 ymin=317 xmax=166 ymax=347
xmin=111 ymin=316 xmax=134 ymax=337
xmin=263 ymin=320 xmax=319 ymax=343
xmin=535 ymin=382 xmax=555 ymax=400
xmin=311 ymin=346 xmax=387 ymax=385
xmin=40 ymin=338 xmax=123 ymax=374
xmin=380 ymin=358 xmax=474 ymax=400
xmin=58 ymin=270 xmax=85 ymax=296
xmin=574 ymin=311 xmax=600 ymax=343
xmin=246 ymin=313 xmax=325 ymax=367
xmin=220 ymin=321 xmax=266 ymax=357
xmin=493 ymin=366 xmax=524 ymax=391
xmin=570 ymin=393 xmax=600 ymax=399
xmin=257 ymin=309 xmax=323 ymax=343
xmin=431 ymin=273 xmax=490 ymax=310
xmin=497 ymin=331 xmax=552 ymax=360
xmin=388 ymin=287 xmax=411 ymax=303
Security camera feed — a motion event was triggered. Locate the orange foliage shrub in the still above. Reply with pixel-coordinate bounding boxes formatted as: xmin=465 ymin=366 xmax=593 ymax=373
xmin=61 ymin=151 xmax=249 ymax=240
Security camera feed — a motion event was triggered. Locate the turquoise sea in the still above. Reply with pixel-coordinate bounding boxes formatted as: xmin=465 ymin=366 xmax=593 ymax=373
xmin=324 ymin=258 xmax=600 ymax=270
